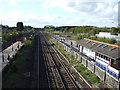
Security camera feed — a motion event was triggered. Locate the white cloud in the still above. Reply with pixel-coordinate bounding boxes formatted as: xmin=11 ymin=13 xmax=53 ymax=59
xmin=43 ymin=0 xmax=118 ymax=24
xmin=10 ymin=0 xmax=17 ymax=5
xmin=0 ymin=9 xmax=92 ymax=27
xmin=42 ymin=0 xmax=119 ymax=27
xmin=0 ymin=0 xmax=119 ymax=27
xmin=114 ymin=4 xmax=118 ymax=12
xmin=0 ymin=0 xmax=2 ymax=2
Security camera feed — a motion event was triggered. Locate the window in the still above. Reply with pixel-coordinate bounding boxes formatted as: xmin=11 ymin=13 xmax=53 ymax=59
xmin=96 ymin=53 xmax=98 ymax=56
xmin=98 ymin=54 xmax=100 ymax=57
xmin=97 ymin=44 xmax=104 ymax=47
xmin=101 ymin=45 xmax=108 ymax=48
xmin=92 ymin=43 xmax=96 ymax=45
xmin=109 ymin=47 xmax=117 ymax=51
xmin=104 ymin=56 xmax=110 ymax=61
xmin=86 ymin=41 xmax=91 ymax=43
xmin=107 ymin=57 xmax=110 ymax=61
xmin=101 ymin=55 xmax=104 ymax=58
xmin=104 ymin=56 xmax=106 ymax=59
xmin=99 ymin=54 xmax=101 ymax=57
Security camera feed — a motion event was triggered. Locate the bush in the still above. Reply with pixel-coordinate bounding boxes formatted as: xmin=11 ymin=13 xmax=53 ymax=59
xmin=24 ymin=40 xmax=32 ymax=47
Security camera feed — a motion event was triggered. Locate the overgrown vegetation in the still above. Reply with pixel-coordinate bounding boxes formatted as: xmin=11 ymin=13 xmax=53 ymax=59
xmin=2 ymin=24 xmax=35 ymax=50
xmin=2 ymin=31 xmax=22 ymax=47
xmin=54 ymin=26 xmax=120 ymax=34
xmin=3 ymin=39 xmax=34 ymax=88
xmin=23 ymin=40 xmax=32 ymax=48
xmin=75 ymin=64 xmax=102 ymax=84
xmin=44 ymin=26 xmax=120 ymax=45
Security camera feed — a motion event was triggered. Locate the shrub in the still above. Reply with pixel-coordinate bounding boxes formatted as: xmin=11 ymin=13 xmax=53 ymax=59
xmin=24 ymin=40 xmax=32 ymax=47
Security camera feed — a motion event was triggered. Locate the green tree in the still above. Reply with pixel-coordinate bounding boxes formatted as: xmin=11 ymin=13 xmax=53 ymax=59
xmin=16 ymin=22 xmax=24 ymax=31
xmin=111 ymin=27 xmax=119 ymax=34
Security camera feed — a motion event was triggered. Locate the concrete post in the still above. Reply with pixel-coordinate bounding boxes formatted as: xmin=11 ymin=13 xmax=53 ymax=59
xmin=104 ymin=71 xmax=106 ymax=82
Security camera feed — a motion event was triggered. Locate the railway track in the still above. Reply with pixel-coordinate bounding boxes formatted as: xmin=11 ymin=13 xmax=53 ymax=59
xmin=40 ymin=33 xmax=65 ymax=89
xmin=39 ymin=32 xmax=80 ymax=89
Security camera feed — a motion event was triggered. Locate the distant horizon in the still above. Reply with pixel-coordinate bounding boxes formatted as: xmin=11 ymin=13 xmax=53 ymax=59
xmin=1 ymin=23 xmax=119 ymax=28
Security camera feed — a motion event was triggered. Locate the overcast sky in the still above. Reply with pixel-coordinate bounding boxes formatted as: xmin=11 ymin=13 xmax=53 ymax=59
xmin=0 ymin=0 xmax=119 ymax=28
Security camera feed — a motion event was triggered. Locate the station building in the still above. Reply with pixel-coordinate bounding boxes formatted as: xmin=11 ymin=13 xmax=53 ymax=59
xmin=77 ymin=38 xmax=120 ymax=69
xmin=77 ymin=38 xmax=120 ymax=78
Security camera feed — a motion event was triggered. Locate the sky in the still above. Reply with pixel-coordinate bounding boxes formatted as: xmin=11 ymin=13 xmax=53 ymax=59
xmin=0 ymin=0 xmax=119 ymax=28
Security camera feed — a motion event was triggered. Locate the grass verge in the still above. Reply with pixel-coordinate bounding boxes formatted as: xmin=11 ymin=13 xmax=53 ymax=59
xmin=2 ymin=39 xmax=34 ymax=88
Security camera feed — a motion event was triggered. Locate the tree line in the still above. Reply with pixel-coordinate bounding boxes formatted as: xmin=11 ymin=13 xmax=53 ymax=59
xmin=44 ymin=25 xmax=120 ymax=45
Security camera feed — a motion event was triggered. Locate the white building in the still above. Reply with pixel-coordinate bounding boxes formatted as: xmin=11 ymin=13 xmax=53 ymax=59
xmin=96 ymin=32 xmax=120 ymax=41
xmin=77 ymin=38 xmax=120 ymax=79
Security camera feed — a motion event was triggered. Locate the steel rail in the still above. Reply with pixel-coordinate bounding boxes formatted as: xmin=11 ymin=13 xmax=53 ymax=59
xmin=41 ymin=32 xmax=80 ymax=89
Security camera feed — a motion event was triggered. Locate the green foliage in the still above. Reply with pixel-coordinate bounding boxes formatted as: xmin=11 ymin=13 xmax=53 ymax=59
xmin=24 ymin=40 xmax=32 ymax=47
xmin=0 ymin=32 xmax=2 ymax=37
xmin=44 ymin=28 xmax=54 ymax=32
xmin=77 ymin=35 xmax=89 ymax=40
xmin=44 ymin=25 xmax=55 ymax=32
xmin=111 ymin=27 xmax=120 ymax=34
xmin=16 ymin=22 xmax=24 ymax=31
xmin=89 ymin=30 xmax=97 ymax=35
xmin=77 ymin=35 xmax=117 ymax=44
xmin=88 ymin=36 xmax=117 ymax=44
xmin=3 ymin=38 xmax=33 ymax=88
xmin=50 ymin=26 xmax=120 ymax=38
xmin=2 ymin=31 xmax=22 ymax=49
xmin=48 ymin=26 xmax=119 ymax=45
xmin=75 ymin=64 xmax=101 ymax=83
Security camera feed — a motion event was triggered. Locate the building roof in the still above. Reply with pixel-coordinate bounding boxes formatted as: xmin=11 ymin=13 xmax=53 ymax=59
xmin=77 ymin=38 xmax=120 ymax=59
